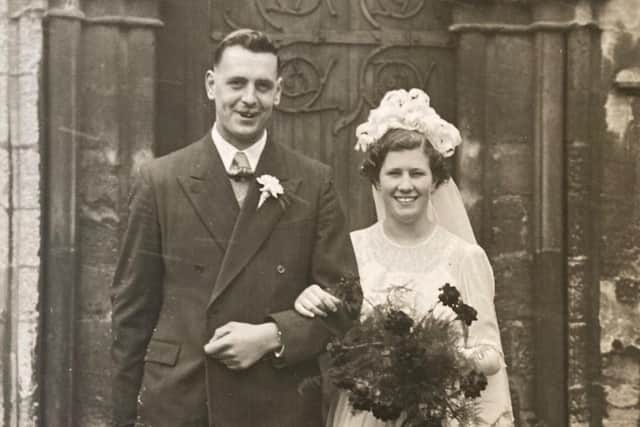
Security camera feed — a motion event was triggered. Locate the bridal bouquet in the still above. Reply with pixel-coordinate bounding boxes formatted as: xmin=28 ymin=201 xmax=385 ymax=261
xmin=326 ymin=277 xmax=488 ymax=427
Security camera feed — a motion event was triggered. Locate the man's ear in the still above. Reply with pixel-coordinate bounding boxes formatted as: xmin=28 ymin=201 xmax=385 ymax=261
xmin=205 ymin=69 xmax=216 ymax=101
xmin=273 ymin=76 xmax=283 ymax=106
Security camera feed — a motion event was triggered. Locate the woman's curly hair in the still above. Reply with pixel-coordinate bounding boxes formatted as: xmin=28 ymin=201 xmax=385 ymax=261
xmin=360 ymin=128 xmax=450 ymax=188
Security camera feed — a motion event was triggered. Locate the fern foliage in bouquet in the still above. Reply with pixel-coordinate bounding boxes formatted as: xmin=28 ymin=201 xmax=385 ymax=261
xmin=327 ymin=278 xmax=488 ymax=427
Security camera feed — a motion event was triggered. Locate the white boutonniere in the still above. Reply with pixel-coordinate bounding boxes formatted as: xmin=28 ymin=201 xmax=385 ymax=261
xmin=257 ymin=174 xmax=285 ymax=209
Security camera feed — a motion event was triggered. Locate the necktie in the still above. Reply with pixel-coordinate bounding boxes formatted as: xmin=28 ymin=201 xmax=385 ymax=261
xmin=228 ymin=151 xmax=252 ymax=207
xmin=228 ymin=151 xmax=254 ymax=181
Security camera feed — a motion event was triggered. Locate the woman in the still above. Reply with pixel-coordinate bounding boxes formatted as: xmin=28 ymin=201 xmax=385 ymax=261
xmin=295 ymin=89 xmax=514 ymax=426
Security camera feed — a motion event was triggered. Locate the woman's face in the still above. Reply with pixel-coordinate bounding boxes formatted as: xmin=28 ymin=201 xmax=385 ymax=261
xmin=378 ymin=147 xmax=435 ymax=226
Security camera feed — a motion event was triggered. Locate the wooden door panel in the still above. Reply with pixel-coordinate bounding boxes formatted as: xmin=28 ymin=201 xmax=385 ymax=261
xmin=157 ymin=0 xmax=213 ymax=155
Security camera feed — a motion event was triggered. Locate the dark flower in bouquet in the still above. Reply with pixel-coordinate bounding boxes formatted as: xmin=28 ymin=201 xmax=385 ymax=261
xmin=439 ymin=283 xmax=478 ymax=326
xmin=325 ymin=281 xmax=488 ymax=427
xmin=384 ymin=309 xmax=414 ymax=336
xmin=461 ymin=370 xmax=489 ymax=399
xmin=438 ymin=283 xmax=461 ymax=307
xmin=333 ymin=274 xmax=364 ymax=318
xmin=455 ymin=303 xmax=478 ymax=327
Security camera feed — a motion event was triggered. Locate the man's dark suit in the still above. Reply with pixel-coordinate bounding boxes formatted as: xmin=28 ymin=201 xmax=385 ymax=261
xmin=111 ymin=133 xmax=358 ymax=427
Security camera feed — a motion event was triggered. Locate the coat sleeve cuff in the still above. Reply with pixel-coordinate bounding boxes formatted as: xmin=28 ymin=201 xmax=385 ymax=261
xmin=267 ymin=309 xmax=332 ymax=367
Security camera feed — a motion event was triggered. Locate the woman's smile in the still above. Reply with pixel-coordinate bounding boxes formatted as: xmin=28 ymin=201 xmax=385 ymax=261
xmin=393 ymin=194 xmax=419 ymax=205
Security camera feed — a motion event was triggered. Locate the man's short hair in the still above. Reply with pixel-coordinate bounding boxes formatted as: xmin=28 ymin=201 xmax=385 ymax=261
xmin=213 ymin=29 xmax=280 ymax=71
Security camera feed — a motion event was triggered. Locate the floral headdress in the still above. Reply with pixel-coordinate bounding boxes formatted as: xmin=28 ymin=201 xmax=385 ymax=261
xmin=355 ymin=88 xmax=461 ymax=157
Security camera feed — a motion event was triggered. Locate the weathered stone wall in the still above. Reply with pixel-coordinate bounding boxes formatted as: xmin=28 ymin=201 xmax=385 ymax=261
xmin=0 ymin=0 xmax=44 ymax=426
xmin=74 ymin=16 xmax=156 ymax=425
xmin=453 ymin=8 xmax=539 ymax=421
xmin=40 ymin=1 xmax=159 ymax=425
xmin=597 ymin=1 xmax=640 ymax=425
xmin=453 ymin=2 xmax=604 ymax=425
xmin=452 ymin=1 xmax=638 ymax=425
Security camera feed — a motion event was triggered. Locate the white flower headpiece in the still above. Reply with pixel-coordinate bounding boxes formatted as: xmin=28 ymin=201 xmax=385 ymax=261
xmin=354 ymin=88 xmax=461 ymax=157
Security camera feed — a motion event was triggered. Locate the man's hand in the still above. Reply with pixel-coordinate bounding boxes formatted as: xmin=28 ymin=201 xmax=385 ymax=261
xmin=204 ymin=322 xmax=280 ymax=370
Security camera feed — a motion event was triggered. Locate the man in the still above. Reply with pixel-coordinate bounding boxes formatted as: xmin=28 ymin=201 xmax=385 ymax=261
xmin=111 ymin=29 xmax=359 ymax=427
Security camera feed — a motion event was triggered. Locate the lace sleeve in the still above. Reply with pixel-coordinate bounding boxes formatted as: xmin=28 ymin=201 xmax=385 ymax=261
xmin=457 ymin=244 xmax=506 ymax=373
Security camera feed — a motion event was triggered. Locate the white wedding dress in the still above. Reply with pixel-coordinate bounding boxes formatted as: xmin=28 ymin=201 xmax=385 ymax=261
xmin=329 ymin=222 xmax=514 ymax=427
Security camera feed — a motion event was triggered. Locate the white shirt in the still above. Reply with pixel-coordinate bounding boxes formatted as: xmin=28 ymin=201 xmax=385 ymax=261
xmin=211 ymin=123 xmax=267 ymax=172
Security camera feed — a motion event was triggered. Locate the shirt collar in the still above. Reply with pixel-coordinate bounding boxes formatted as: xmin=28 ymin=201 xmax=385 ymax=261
xmin=211 ymin=123 xmax=267 ymax=172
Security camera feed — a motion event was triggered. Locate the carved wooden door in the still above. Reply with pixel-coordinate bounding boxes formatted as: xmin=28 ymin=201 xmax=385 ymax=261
xmin=157 ymin=0 xmax=456 ymax=229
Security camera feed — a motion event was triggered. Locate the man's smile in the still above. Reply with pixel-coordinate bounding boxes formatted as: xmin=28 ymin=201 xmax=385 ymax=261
xmin=236 ymin=110 xmax=259 ymax=119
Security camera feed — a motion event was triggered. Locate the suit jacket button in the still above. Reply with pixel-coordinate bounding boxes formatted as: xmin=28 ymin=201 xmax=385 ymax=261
xmin=276 ymin=264 xmax=286 ymax=274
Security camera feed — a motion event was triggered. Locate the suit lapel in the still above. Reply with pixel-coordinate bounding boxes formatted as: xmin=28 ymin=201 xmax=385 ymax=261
xmin=177 ymin=135 xmax=239 ymax=251
xmin=208 ymin=140 xmax=302 ymax=307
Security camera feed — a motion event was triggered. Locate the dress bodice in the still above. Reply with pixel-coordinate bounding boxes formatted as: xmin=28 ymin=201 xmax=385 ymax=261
xmin=352 ymin=223 xmax=486 ymax=320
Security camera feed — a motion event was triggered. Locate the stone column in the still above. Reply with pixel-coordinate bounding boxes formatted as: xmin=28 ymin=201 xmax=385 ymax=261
xmin=42 ymin=2 xmax=82 ymax=425
xmin=0 ymin=0 xmax=45 ymax=426
xmin=564 ymin=3 xmax=604 ymax=426
xmin=42 ymin=0 xmax=161 ymax=424
xmin=531 ymin=3 xmax=569 ymax=425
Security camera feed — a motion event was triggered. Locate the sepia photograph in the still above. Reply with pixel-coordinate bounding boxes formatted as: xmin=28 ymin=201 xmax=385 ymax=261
xmin=1 ymin=0 xmax=639 ymax=426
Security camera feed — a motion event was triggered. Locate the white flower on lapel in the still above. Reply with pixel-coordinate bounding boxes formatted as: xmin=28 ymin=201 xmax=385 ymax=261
xmin=257 ymin=174 xmax=285 ymax=209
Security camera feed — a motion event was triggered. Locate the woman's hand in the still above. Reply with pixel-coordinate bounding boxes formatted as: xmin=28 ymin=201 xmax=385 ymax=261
xmin=294 ymin=284 xmax=342 ymax=318
xmin=460 ymin=345 xmax=502 ymax=376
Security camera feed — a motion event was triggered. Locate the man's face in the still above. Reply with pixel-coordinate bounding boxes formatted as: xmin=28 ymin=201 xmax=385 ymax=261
xmin=205 ymin=46 xmax=281 ymax=150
